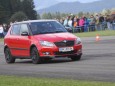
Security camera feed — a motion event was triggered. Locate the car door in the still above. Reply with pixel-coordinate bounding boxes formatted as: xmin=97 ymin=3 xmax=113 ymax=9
xmin=8 ymin=24 xmax=21 ymax=56
xmin=18 ymin=23 xmax=31 ymax=57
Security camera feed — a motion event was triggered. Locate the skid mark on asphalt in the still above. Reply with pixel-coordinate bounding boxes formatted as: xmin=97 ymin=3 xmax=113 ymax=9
xmin=84 ymin=53 xmax=115 ymax=57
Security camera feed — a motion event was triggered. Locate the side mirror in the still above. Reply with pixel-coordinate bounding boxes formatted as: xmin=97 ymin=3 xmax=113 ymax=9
xmin=21 ymin=32 xmax=29 ymax=36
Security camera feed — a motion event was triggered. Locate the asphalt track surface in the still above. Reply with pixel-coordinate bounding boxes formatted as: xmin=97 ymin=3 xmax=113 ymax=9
xmin=0 ymin=36 xmax=115 ymax=82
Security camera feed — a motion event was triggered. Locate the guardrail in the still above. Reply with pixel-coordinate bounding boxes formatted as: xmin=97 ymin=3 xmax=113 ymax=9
xmin=65 ymin=23 xmax=115 ymax=33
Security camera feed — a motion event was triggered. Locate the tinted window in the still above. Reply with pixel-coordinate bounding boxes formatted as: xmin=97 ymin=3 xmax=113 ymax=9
xmin=20 ymin=24 xmax=29 ymax=34
xmin=30 ymin=21 xmax=67 ymax=35
xmin=11 ymin=24 xmax=20 ymax=35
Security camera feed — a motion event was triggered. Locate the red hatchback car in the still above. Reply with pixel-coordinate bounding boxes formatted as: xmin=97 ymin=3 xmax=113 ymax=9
xmin=4 ymin=20 xmax=82 ymax=64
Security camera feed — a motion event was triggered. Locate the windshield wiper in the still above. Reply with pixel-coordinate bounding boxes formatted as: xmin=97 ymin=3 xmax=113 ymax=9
xmin=55 ymin=30 xmax=64 ymax=33
xmin=39 ymin=32 xmax=55 ymax=34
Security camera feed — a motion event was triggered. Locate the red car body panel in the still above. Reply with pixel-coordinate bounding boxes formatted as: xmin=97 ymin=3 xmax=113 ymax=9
xmin=4 ymin=20 xmax=82 ymax=59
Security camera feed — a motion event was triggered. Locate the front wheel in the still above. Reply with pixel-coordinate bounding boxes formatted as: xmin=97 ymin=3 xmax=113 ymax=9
xmin=4 ymin=48 xmax=15 ymax=63
xmin=30 ymin=47 xmax=42 ymax=64
xmin=70 ymin=55 xmax=81 ymax=61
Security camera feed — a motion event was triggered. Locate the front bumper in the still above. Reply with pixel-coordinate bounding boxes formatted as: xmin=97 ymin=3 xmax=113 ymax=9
xmin=37 ymin=44 xmax=82 ymax=58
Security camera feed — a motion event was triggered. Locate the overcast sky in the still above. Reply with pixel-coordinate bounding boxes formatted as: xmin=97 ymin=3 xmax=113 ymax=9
xmin=35 ymin=0 xmax=101 ymax=10
xmin=57 ymin=0 xmax=100 ymax=3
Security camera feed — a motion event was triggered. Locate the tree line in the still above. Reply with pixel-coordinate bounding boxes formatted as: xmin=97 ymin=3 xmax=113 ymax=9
xmin=0 ymin=0 xmax=37 ymax=24
xmin=0 ymin=0 xmax=115 ymax=24
xmin=41 ymin=8 xmax=115 ymax=19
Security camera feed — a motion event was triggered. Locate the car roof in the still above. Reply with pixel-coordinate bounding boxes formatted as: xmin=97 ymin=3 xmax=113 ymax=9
xmin=13 ymin=20 xmax=57 ymax=25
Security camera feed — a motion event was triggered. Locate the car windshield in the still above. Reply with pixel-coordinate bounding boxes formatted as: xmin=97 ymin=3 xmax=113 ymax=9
xmin=30 ymin=21 xmax=67 ymax=35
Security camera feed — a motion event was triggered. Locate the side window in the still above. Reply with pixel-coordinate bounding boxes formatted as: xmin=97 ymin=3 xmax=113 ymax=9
xmin=11 ymin=24 xmax=20 ymax=35
xmin=20 ymin=24 xmax=29 ymax=34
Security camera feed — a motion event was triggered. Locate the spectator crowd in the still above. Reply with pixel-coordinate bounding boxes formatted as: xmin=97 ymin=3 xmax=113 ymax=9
xmin=0 ymin=13 xmax=115 ymax=38
xmin=59 ymin=14 xmax=115 ymax=33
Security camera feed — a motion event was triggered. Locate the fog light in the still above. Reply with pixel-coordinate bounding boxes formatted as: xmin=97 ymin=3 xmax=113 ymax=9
xmin=43 ymin=52 xmax=50 ymax=55
xmin=78 ymin=49 xmax=82 ymax=53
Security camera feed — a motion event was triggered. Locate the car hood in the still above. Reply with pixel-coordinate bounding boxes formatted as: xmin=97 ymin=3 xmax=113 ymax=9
xmin=34 ymin=32 xmax=77 ymax=42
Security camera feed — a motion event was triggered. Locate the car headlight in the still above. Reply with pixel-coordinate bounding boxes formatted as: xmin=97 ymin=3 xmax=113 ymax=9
xmin=39 ymin=41 xmax=55 ymax=47
xmin=76 ymin=37 xmax=81 ymax=44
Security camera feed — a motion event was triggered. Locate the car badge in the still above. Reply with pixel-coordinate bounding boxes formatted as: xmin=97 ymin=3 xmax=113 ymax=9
xmin=63 ymin=40 xmax=67 ymax=43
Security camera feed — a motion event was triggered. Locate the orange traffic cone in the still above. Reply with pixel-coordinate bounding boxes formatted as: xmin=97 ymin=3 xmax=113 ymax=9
xmin=96 ymin=34 xmax=100 ymax=42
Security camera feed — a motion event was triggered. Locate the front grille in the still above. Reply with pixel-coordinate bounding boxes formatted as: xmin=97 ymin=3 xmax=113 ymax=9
xmin=55 ymin=51 xmax=75 ymax=55
xmin=54 ymin=40 xmax=74 ymax=47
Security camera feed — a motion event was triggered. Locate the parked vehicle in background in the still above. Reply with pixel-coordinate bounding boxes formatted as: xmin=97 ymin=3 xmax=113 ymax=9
xmin=4 ymin=20 xmax=82 ymax=64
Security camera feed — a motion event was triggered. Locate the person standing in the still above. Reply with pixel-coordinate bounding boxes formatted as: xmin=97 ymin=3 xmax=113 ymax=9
xmin=110 ymin=14 xmax=115 ymax=30
xmin=99 ymin=14 xmax=105 ymax=30
xmin=3 ymin=24 xmax=10 ymax=36
xmin=113 ymin=20 xmax=115 ymax=30
xmin=89 ymin=15 xmax=96 ymax=31
xmin=73 ymin=16 xmax=78 ymax=32
xmin=84 ymin=17 xmax=89 ymax=32
xmin=79 ymin=17 xmax=85 ymax=32
xmin=0 ymin=24 xmax=4 ymax=38
xmin=59 ymin=17 xmax=65 ymax=25
xmin=63 ymin=16 xmax=70 ymax=27
xmin=68 ymin=17 xmax=73 ymax=27
xmin=106 ymin=15 xmax=112 ymax=30
xmin=95 ymin=15 xmax=100 ymax=31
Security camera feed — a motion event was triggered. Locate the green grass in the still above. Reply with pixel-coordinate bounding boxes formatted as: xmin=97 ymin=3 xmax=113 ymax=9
xmin=0 ymin=38 xmax=4 ymax=42
xmin=0 ymin=30 xmax=115 ymax=42
xmin=74 ymin=30 xmax=115 ymax=37
xmin=0 ymin=76 xmax=115 ymax=86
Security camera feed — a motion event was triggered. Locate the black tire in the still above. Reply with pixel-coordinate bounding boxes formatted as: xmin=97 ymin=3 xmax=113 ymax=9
xmin=70 ymin=55 xmax=81 ymax=61
xmin=42 ymin=58 xmax=52 ymax=62
xmin=30 ymin=47 xmax=42 ymax=64
xmin=4 ymin=48 xmax=15 ymax=63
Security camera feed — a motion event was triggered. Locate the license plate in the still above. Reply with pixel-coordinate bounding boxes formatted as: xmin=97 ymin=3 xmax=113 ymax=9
xmin=59 ymin=47 xmax=74 ymax=52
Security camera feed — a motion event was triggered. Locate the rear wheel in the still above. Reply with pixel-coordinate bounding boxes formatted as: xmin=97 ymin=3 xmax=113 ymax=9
xmin=70 ymin=55 xmax=81 ymax=61
xmin=4 ymin=48 xmax=15 ymax=63
xmin=30 ymin=47 xmax=42 ymax=64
